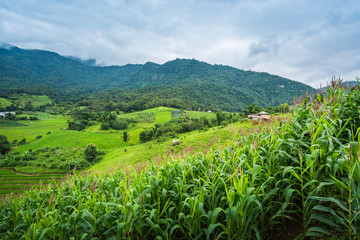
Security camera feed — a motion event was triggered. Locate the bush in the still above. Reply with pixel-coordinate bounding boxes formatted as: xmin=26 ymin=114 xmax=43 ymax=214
xmin=85 ymin=143 xmax=98 ymax=163
xmin=0 ymin=135 xmax=11 ymax=155
xmin=60 ymin=158 xmax=90 ymax=170
xmin=68 ymin=120 xmax=86 ymax=131
xmin=36 ymin=135 xmax=43 ymax=140
xmin=110 ymin=119 xmax=128 ymax=130
xmin=101 ymin=123 xmax=110 ymax=130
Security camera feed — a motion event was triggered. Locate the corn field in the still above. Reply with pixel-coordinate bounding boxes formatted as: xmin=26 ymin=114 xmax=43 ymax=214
xmin=0 ymin=81 xmax=359 ymax=239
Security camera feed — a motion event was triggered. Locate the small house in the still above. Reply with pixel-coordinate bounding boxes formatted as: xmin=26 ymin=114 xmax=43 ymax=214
xmin=247 ymin=114 xmax=259 ymax=120
xmin=248 ymin=112 xmax=270 ymax=122
xmin=259 ymin=115 xmax=270 ymax=122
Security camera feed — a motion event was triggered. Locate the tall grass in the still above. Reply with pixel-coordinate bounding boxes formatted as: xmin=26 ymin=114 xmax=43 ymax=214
xmin=0 ymin=80 xmax=359 ymax=239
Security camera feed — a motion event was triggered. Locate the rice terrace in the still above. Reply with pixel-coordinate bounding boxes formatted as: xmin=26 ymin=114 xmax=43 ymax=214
xmin=1 ymin=1 xmax=360 ymax=239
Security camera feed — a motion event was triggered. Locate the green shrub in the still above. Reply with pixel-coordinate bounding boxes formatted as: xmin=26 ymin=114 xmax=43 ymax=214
xmin=0 ymin=134 xmax=11 ymax=155
xmin=84 ymin=143 xmax=98 ymax=163
xmin=100 ymin=123 xmax=110 ymax=130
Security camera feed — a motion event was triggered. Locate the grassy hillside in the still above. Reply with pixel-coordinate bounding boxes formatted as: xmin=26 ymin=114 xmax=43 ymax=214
xmin=6 ymin=107 xmax=219 ymax=173
xmin=9 ymin=94 xmax=53 ymax=107
xmin=0 ymin=81 xmax=358 ymax=239
xmin=91 ymin=121 xmax=253 ymax=172
xmin=0 ymin=97 xmax=12 ymax=108
xmin=0 ymin=114 xmax=69 ymax=142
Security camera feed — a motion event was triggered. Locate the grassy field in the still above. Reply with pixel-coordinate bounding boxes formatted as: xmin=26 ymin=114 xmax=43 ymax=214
xmin=13 ymin=130 xmax=130 ymax=153
xmin=0 ymin=114 xmax=70 ymax=142
xmin=85 ymin=107 xmax=214 ymax=144
xmin=8 ymin=94 xmax=53 ymax=107
xmin=2 ymin=107 xmax=233 ymax=194
xmin=0 ymin=97 xmax=13 ymax=108
xmin=90 ymin=121 xmax=254 ymax=172
xmin=187 ymin=110 xmax=216 ymax=119
xmin=0 ymin=168 xmax=67 ymax=196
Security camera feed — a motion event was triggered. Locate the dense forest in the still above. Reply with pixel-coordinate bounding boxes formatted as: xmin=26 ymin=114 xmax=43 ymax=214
xmin=0 ymin=46 xmax=317 ymax=112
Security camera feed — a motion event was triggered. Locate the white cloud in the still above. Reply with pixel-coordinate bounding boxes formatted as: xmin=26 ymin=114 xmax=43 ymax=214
xmin=0 ymin=0 xmax=360 ymax=88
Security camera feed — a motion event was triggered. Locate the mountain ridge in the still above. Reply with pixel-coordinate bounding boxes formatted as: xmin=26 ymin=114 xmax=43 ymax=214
xmin=0 ymin=45 xmax=317 ymax=111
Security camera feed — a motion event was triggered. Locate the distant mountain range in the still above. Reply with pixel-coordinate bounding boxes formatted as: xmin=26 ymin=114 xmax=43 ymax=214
xmin=0 ymin=45 xmax=317 ymax=111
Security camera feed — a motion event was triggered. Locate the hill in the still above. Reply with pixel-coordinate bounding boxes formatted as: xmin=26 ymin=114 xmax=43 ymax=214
xmin=0 ymin=46 xmax=317 ymax=111
xmin=0 ymin=82 xmax=359 ymax=238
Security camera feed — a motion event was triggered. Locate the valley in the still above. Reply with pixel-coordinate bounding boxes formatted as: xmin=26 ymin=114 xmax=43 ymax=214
xmin=0 ymin=80 xmax=358 ymax=239
xmin=0 ymin=46 xmax=359 ymax=239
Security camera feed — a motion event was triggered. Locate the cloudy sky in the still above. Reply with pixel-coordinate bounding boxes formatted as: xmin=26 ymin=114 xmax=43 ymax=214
xmin=1 ymin=0 xmax=360 ymax=87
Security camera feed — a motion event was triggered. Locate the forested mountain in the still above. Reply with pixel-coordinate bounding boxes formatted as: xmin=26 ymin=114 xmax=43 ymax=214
xmin=0 ymin=46 xmax=142 ymax=94
xmin=0 ymin=46 xmax=317 ymax=111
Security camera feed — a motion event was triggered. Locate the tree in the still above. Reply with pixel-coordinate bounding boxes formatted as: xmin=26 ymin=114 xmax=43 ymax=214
xmin=85 ymin=143 xmax=98 ymax=163
xmin=0 ymin=135 xmax=11 ymax=155
xmin=123 ymin=132 xmax=130 ymax=142
xmin=101 ymin=123 xmax=110 ymax=130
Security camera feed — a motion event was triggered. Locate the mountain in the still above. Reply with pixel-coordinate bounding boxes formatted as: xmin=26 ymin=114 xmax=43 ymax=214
xmin=0 ymin=46 xmax=142 ymax=94
xmin=0 ymin=46 xmax=317 ymax=111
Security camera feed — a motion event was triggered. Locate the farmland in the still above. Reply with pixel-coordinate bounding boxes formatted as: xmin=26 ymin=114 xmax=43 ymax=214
xmin=0 ymin=113 xmax=69 ymax=142
xmin=0 ymin=81 xmax=359 ymax=239
xmin=0 ymin=168 xmax=67 ymax=196
xmin=0 ymin=106 xmax=231 ymax=185
xmin=5 ymin=94 xmax=53 ymax=108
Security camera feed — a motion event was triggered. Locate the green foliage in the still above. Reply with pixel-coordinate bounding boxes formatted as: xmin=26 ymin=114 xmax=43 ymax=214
xmin=19 ymin=138 xmax=26 ymax=145
xmin=100 ymin=123 xmax=110 ymax=130
xmin=0 ymin=151 xmax=36 ymax=167
xmin=140 ymin=112 xmax=239 ymax=143
xmin=67 ymin=120 xmax=86 ymax=131
xmin=0 ymin=169 xmax=66 ymax=195
xmin=109 ymin=119 xmax=128 ymax=130
xmin=0 ymin=47 xmax=316 ymax=112
xmin=60 ymin=158 xmax=90 ymax=171
xmin=84 ymin=143 xmax=98 ymax=163
xmin=123 ymin=131 xmax=129 ymax=142
xmin=0 ymin=135 xmax=11 ymax=155
xmin=0 ymin=80 xmax=359 ymax=239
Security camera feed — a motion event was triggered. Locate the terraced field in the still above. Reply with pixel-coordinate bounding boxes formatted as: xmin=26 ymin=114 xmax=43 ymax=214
xmin=0 ymin=168 xmax=67 ymax=196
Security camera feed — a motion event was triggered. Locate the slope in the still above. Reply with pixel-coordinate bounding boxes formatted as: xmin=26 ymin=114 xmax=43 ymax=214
xmin=0 ymin=46 xmax=317 ymax=110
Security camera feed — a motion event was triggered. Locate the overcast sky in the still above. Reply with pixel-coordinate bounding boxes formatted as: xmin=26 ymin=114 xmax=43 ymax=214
xmin=1 ymin=0 xmax=360 ymax=88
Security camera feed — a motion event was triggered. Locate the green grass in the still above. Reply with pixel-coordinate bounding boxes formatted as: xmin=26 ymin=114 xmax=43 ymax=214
xmin=0 ymin=189 xmax=26 ymax=194
xmin=0 ymin=169 xmax=67 ymax=195
xmin=0 ymin=184 xmax=30 ymax=189
xmin=0 ymin=115 xmax=70 ymax=142
xmin=14 ymin=130 xmax=130 ymax=153
xmin=90 ymin=121 xmax=253 ymax=172
xmin=0 ymin=169 xmax=13 ymax=174
xmin=0 ymin=175 xmax=64 ymax=180
xmin=86 ymin=107 xmax=174 ymax=144
xmin=186 ymin=110 xmax=216 ymax=119
xmin=17 ymin=111 xmax=59 ymax=120
xmin=0 ymin=120 xmax=27 ymax=127
xmin=9 ymin=94 xmax=53 ymax=107
xmin=0 ymin=180 xmax=56 ymax=184
xmin=0 ymin=97 xmax=13 ymax=108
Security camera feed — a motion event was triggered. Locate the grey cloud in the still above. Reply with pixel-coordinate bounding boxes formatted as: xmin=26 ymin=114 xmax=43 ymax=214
xmin=0 ymin=0 xmax=359 ymax=87
xmin=248 ymin=36 xmax=279 ymax=58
